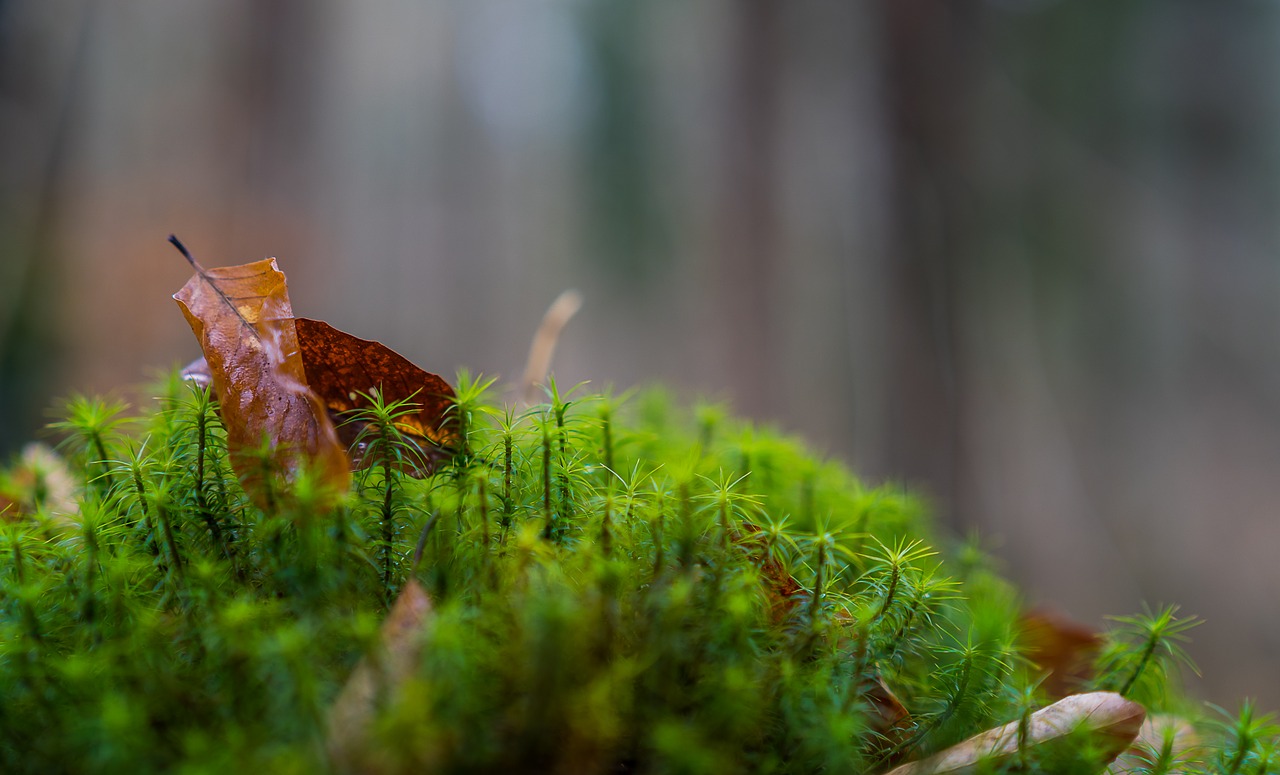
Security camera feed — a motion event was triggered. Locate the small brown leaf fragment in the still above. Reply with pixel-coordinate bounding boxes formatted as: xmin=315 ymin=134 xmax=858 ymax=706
xmin=327 ymin=580 xmax=434 ymax=774
xmin=294 ymin=318 xmax=458 ymax=475
xmin=1021 ymin=607 xmax=1103 ymax=699
xmin=172 ymin=250 xmax=349 ymax=500
xmin=1107 ymin=715 xmax=1201 ymax=775
xmin=736 ymin=521 xmax=802 ymax=621
xmin=0 ymin=492 xmax=20 ymax=521
xmin=885 ymin=692 xmax=1145 ymax=775
xmin=869 ymin=675 xmax=913 ymax=748
xmin=1 ymin=444 xmax=79 ymax=530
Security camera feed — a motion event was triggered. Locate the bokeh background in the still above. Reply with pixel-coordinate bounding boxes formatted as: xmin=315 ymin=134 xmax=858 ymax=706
xmin=2 ymin=0 xmax=1279 ymax=707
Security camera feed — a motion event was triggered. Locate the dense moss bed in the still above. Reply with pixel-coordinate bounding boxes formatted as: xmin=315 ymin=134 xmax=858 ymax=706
xmin=0 ymin=375 xmax=1252 ymax=773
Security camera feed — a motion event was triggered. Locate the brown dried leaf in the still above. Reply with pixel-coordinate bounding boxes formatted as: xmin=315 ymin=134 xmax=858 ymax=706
xmin=1107 ymin=715 xmax=1201 ymax=774
xmin=1 ymin=444 xmax=79 ymax=529
xmin=0 ymin=492 xmax=20 ymax=521
xmin=327 ymin=579 xmax=434 ymax=773
xmin=172 ymin=250 xmax=349 ymax=500
xmin=1021 ymin=607 xmax=1103 ymax=699
xmin=295 ymin=318 xmax=458 ymax=475
xmin=735 ymin=521 xmax=803 ymax=621
xmin=886 ymin=692 xmax=1145 ymax=775
xmin=869 ymin=675 xmax=913 ymax=745
xmin=179 ymin=327 xmax=458 ymax=477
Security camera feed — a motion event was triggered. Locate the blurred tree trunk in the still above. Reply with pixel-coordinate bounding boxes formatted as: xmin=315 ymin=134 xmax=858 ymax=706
xmin=0 ymin=1 xmax=95 ymax=456
xmin=715 ymin=0 xmax=782 ymax=422
xmin=877 ymin=0 xmax=981 ymax=526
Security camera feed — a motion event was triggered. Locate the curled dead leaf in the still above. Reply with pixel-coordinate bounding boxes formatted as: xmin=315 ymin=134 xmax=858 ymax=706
xmin=172 ymin=241 xmax=458 ymax=481
xmin=869 ymin=675 xmax=913 ymax=751
xmin=736 ymin=522 xmax=803 ymax=621
xmin=885 ymin=692 xmax=1145 ymax=775
xmin=1107 ymin=715 xmax=1201 ymax=775
xmin=179 ymin=332 xmax=458 ymax=478
xmin=295 ymin=318 xmax=458 ymax=475
xmin=1 ymin=444 xmax=79 ymax=530
xmin=173 ymin=247 xmax=350 ymax=502
xmin=1020 ymin=607 xmax=1102 ymax=699
xmin=327 ymin=579 xmax=434 ymax=774
xmin=0 ymin=493 xmax=17 ymax=521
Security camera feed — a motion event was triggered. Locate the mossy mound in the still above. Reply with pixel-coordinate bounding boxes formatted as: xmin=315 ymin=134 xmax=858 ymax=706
xmin=0 ymin=374 xmax=1241 ymax=773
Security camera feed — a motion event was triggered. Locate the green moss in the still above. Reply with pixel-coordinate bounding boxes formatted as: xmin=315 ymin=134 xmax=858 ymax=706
xmin=0 ymin=374 xmax=1249 ymax=773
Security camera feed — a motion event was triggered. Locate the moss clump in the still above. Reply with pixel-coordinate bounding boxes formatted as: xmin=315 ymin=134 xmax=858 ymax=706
xmin=0 ymin=373 xmax=1238 ymax=773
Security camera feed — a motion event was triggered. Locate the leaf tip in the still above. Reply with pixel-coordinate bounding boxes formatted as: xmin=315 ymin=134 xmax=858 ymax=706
xmin=168 ymin=234 xmax=198 ymax=268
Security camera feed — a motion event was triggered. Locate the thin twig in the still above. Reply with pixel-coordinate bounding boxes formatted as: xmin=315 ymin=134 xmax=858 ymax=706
xmin=520 ymin=290 xmax=582 ymax=404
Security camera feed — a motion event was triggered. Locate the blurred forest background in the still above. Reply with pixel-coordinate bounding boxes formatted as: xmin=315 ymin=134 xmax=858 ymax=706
xmin=2 ymin=1 xmax=1279 ymax=707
